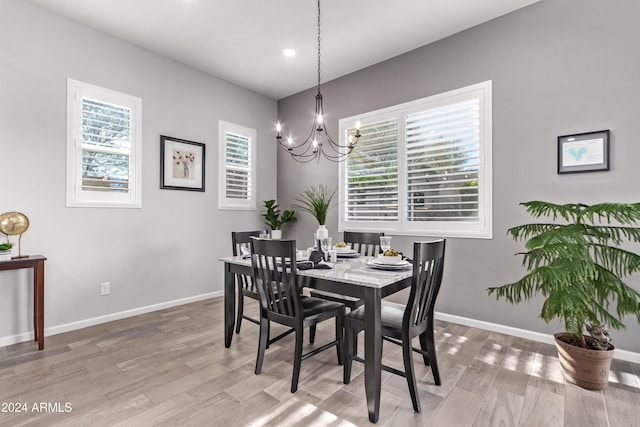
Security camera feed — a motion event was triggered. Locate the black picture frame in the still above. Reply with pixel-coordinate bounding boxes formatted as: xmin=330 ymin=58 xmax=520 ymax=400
xmin=160 ymin=135 xmax=205 ymax=191
xmin=557 ymin=130 xmax=610 ymax=174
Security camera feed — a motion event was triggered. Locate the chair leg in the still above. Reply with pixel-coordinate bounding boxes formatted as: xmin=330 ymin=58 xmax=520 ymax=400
xmin=423 ymin=326 xmax=441 ymax=385
xmin=343 ymin=323 xmax=353 ymax=384
xmin=255 ymin=316 xmax=269 ymax=375
xmin=419 ymin=331 xmax=429 ymax=365
xmin=351 ymin=325 xmax=358 ymax=357
xmin=235 ymin=291 xmax=244 ymax=334
xmin=309 ymin=324 xmax=316 ymax=344
xmin=291 ymin=326 xmax=303 ymax=393
xmin=266 ymin=319 xmax=271 ymax=349
xmin=402 ymin=336 xmax=421 ymax=413
xmin=335 ymin=311 xmax=344 ymax=366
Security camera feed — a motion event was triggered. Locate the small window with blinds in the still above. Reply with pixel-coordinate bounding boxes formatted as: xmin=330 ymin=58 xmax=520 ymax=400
xmin=66 ymin=79 xmax=142 ymax=208
xmin=218 ymin=121 xmax=257 ymax=210
xmin=339 ymin=81 xmax=492 ymax=239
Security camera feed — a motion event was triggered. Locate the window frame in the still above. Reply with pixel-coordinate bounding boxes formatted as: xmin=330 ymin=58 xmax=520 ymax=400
xmin=66 ymin=79 xmax=142 ymax=208
xmin=339 ymin=81 xmax=492 ymax=239
xmin=218 ymin=120 xmax=257 ymax=210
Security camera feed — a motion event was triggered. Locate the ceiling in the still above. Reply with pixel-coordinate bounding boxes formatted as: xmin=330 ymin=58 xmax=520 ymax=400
xmin=28 ymin=0 xmax=540 ymax=100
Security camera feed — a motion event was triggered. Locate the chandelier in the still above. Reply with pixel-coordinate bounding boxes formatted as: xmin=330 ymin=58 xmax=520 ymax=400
xmin=276 ymin=0 xmax=361 ymax=163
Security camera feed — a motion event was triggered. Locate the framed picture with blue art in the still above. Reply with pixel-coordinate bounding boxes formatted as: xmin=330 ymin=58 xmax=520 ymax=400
xmin=557 ymin=130 xmax=610 ymax=174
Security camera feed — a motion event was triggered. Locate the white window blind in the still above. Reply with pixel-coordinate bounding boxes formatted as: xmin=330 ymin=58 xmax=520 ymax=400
xmin=405 ymin=99 xmax=480 ymax=222
xmin=344 ymin=118 xmax=399 ymax=222
xmin=218 ymin=121 xmax=257 ymax=210
xmin=339 ymin=81 xmax=492 ymax=238
xmin=67 ymin=79 xmax=142 ymax=208
xmin=81 ymin=98 xmax=131 ymax=193
xmin=224 ymin=132 xmax=251 ymax=200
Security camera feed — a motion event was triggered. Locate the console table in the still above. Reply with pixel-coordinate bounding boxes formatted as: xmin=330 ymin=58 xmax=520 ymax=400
xmin=0 ymin=255 xmax=47 ymax=350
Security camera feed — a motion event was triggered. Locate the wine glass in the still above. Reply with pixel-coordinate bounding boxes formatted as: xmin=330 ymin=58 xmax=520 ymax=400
xmin=380 ymin=236 xmax=392 ymax=252
xmin=320 ymin=236 xmax=331 ymax=261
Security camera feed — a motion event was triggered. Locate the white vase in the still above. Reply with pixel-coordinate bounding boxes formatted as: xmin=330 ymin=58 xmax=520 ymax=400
xmin=316 ymin=224 xmax=328 ymax=240
xmin=0 ymin=250 xmax=11 ymax=261
xmin=271 ymin=229 xmax=282 ymax=240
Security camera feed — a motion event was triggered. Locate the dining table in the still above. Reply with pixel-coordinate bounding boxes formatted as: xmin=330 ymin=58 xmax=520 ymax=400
xmin=220 ymin=254 xmax=413 ymax=423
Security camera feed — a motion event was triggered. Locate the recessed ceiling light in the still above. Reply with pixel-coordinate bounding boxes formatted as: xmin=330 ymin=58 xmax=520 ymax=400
xmin=282 ymin=48 xmax=296 ymax=57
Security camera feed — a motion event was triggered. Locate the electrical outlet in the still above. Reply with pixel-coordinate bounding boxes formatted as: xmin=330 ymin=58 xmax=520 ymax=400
xmin=100 ymin=282 xmax=110 ymax=296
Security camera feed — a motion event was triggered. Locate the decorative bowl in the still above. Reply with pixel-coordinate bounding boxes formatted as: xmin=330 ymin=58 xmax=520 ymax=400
xmin=376 ymin=254 xmax=402 ymax=264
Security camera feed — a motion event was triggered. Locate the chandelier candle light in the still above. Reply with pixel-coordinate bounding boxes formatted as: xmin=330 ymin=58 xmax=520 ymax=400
xmin=276 ymin=0 xmax=361 ymax=163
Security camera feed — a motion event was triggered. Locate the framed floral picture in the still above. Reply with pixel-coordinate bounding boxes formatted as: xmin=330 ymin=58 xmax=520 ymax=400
xmin=160 ymin=135 xmax=205 ymax=191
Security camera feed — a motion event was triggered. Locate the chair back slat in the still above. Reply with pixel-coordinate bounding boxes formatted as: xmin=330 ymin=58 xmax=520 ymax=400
xmin=250 ymin=239 xmax=301 ymax=321
xmin=343 ymin=231 xmax=385 ymax=257
xmin=405 ymin=240 xmax=446 ymax=330
xmin=232 ymin=231 xmax=263 ymax=293
xmin=232 ymin=230 xmax=263 ymax=256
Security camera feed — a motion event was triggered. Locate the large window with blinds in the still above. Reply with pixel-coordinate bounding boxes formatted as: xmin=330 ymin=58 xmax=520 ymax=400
xmin=66 ymin=79 xmax=142 ymax=208
xmin=339 ymin=81 xmax=492 ymax=238
xmin=218 ymin=120 xmax=257 ymax=210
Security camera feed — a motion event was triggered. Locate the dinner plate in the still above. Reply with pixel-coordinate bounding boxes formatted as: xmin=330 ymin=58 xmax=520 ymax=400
xmin=335 ymin=247 xmax=357 ymax=254
xmin=371 ymin=258 xmax=410 ymax=267
xmin=337 ymin=252 xmax=359 ymax=258
xmin=367 ymin=260 xmax=412 ymax=271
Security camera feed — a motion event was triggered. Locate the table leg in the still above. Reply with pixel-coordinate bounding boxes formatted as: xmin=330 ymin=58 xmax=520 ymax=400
xmin=33 ymin=271 xmax=38 ymax=342
xmin=224 ymin=263 xmax=236 ymax=348
xmin=34 ymin=260 xmax=45 ymax=350
xmin=364 ymin=288 xmax=382 ymax=423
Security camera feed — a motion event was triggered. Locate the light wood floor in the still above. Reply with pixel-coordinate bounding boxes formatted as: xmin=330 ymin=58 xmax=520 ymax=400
xmin=1 ymin=298 xmax=639 ymax=427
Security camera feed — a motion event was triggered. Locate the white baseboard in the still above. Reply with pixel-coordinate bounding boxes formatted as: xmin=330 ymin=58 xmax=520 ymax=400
xmin=435 ymin=311 xmax=640 ymax=364
xmin=0 ymin=291 xmax=222 ymax=348
xmin=0 ymin=331 xmax=35 ymax=348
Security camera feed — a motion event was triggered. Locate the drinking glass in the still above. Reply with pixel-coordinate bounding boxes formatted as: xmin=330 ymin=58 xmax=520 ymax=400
xmin=259 ymin=231 xmax=270 ymax=239
xmin=380 ymin=236 xmax=392 ymax=252
xmin=320 ymin=236 xmax=331 ymax=261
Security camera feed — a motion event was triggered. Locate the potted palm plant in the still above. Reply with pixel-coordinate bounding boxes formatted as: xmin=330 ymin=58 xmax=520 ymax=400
xmin=293 ymin=184 xmax=336 ymax=239
xmin=261 ymin=200 xmax=296 ymax=239
xmin=487 ymin=201 xmax=640 ymax=390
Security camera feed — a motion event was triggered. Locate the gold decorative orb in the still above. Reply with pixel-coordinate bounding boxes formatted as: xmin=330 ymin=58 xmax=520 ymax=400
xmin=0 ymin=212 xmax=29 ymax=236
xmin=0 ymin=212 xmax=30 ymax=258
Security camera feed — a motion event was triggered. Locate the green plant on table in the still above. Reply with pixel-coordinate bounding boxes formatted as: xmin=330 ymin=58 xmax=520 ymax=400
xmin=262 ymin=200 xmax=296 ymax=230
xmin=293 ymin=184 xmax=336 ymax=225
xmin=0 ymin=242 xmax=13 ymax=251
xmin=487 ymin=201 xmax=640 ymax=349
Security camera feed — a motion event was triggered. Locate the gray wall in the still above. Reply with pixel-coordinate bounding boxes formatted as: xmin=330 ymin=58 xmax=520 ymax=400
xmin=0 ymin=1 xmax=276 ymax=344
xmin=277 ymin=0 xmax=640 ymax=353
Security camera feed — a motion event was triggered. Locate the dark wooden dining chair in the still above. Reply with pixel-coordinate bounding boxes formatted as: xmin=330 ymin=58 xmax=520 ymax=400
xmin=308 ymin=231 xmax=385 ymax=343
xmin=342 ymin=231 xmax=385 ymax=256
xmin=231 ymin=230 xmax=263 ymax=334
xmin=343 ymin=239 xmax=446 ymax=413
xmin=250 ymin=238 xmax=345 ymax=393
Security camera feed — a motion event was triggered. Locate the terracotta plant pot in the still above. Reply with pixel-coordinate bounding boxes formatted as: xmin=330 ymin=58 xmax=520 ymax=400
xmin=554 ymin=332 xmax=614 ymax=390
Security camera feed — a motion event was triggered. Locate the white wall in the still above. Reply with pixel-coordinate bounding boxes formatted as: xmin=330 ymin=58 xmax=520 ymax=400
xmin=277 ymin=0 xmax=640 ymax=354
xmin=0 ymin=1 xmax=277 ymax=345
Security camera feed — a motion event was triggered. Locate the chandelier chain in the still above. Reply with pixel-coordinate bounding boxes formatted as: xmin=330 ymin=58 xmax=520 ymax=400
xmin=317 ymin=0 xmax=322 ymax=94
